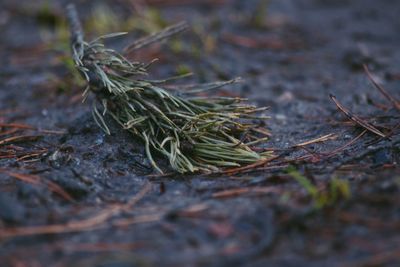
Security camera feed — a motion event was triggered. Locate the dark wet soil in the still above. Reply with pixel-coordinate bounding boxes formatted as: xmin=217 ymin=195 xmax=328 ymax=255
xmin=0 ymin=0 xmax=399 ymax=266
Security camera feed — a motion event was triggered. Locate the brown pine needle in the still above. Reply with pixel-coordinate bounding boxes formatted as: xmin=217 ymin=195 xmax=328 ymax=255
xmin=293 ymin=133 xmax=338 ymax=147
xmin=0 ymin=182 xmax=152 ymax=239
xmin=363 ymin=64 xmax=400 ymax=111
xmin=0 ymin=123 xmax=66 ymax=135
xmin=0 ymin=135 xmax=42 ymax=146
xmin=223 ymin=154 xmax=281 ymax=175
xmin=321 ymin=129 xmax=367 ymax=157
xmin=212 ymin=186 xmax=281 ymax=199
xmin=330 ymin=94 xmax=386 ymax=138
xmin=0 ymin=170 xmax=74 ymax=202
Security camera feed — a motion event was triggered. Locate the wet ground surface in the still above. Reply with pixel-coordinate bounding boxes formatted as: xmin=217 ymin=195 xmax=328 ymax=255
xmin=0 ymin=0 xmax=399 ymax=266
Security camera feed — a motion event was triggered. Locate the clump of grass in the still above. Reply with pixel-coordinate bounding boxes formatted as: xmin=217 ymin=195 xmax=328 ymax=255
xmin=67 ymin=4 xmax=270 ymax=174
xmin=287 ymin=167 xmax=351 ymax=209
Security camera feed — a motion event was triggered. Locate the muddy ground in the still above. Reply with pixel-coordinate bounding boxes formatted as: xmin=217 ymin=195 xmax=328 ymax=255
xmin=0 ymin=0 xmax=399 ymax=266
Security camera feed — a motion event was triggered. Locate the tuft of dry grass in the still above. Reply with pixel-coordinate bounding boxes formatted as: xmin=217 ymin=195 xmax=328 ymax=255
xmin=67 ymin=4 xmax=270 ymax=174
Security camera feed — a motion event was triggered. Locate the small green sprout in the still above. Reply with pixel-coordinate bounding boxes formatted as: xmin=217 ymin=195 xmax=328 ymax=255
xmin=287 ymin=167 xmax=351 ymax=209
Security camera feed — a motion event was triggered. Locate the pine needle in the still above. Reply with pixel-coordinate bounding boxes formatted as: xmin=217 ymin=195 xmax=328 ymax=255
xmin=66 ymin=4 xmax=270 ymax=174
